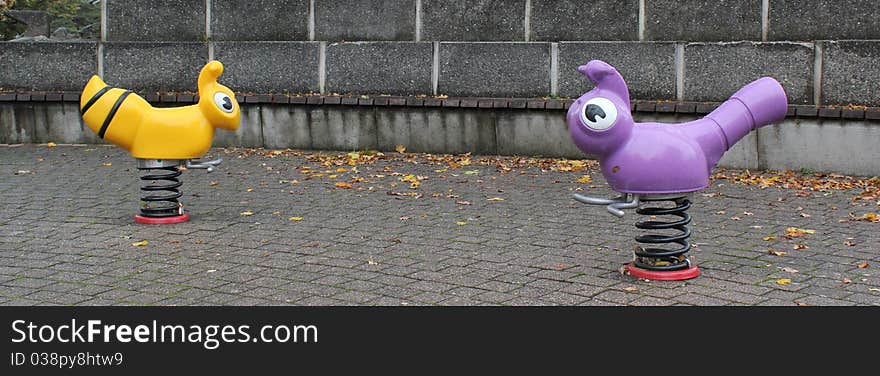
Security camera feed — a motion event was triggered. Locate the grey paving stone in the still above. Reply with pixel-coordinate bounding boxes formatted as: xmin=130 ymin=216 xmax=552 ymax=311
xmin=673 ymin=293 xmax=731 ymax=306
xmin=630 ymin=295 xmax=676 ymax=306
xmin=474 ymin=291 xmax=517 ymax=304
xmin=793 ymin=295 xmax=857 ymax=306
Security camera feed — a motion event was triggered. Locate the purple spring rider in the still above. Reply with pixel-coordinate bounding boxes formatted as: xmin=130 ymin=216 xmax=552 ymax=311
xmin=568 ymin=60 xmax=788 ymax=280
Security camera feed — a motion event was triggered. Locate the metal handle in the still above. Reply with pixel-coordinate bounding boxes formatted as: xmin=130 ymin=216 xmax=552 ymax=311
xmin=186 ymin=158 xmax=223 ymax=173
xmin=573 ymin=193 xmax=640 ymax=218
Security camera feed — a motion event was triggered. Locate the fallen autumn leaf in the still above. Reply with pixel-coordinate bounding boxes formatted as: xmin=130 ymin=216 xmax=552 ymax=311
xmin=785 ymin=227 xmax=815 ymax=239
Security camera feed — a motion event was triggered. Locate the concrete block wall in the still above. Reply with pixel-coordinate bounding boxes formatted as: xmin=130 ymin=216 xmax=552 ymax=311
xmin=3 ymin=0 xmax=880 ymax=106
xmin=1 ymin=1 xmax=879 ymax=176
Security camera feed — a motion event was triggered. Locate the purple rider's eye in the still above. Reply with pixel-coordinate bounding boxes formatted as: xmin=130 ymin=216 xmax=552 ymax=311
xmin=580 ymin=98 xmax=617 ymax=130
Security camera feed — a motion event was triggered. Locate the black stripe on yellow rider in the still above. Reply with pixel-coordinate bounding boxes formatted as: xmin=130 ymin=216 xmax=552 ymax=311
xmin=97 ymin=90 xmax=132 ymax=139
xmin=80 ymin=86 xmax=112 ymax=115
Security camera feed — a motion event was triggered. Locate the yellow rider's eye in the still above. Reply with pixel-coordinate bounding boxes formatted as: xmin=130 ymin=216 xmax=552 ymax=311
xmin=213 ymin=92 xmax=234 ymax=113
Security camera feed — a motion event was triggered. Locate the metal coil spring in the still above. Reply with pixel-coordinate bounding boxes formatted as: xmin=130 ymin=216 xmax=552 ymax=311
xmin=633 ymin=198 xmax=692 ymax=271
xmin=138 ymin=166 xmax=183 ymax=218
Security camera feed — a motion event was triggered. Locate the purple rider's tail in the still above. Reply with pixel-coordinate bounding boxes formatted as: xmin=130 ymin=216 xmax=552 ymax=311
xmin=685 ymin=77 xmax=788 ymax=169
xmin=707 ymin=77 xmax=788 ymax=150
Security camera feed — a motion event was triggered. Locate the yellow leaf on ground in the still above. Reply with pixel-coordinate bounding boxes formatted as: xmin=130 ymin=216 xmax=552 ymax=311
xmin=576 ymin=175 xmax=593 ymax=183
xmin=487 ymin=197 xmax=505 ymax=202
xmin=400 ymin=174 xmax=421 ymax=189
xmin=131 ymin=240 xmax=148 ymax=247
xmin=335 ymin=168 xmax=347 ymax=173
xmin=240 ymin=211 xmax=254 ymax=216
xmin=763 ymin=235 xmax=777 ymax=241
xmin=47 ymin=142 xmax=57 ymax=147
xmin=102 ymin=162 xmax=112 ymax=167
xmin=289 ymin=216 xmax=303 ymax=221
xmin=776 ymin=278 xmax=792 ymax=285
xmin=455 ymin=221 xmax=467 ymax=226
xmin=768 ymin=250 xmax=787 ymax=256
xmin=793 ymin=244 xmax=809 ymax=250
xmin=395 ymin=145 xmax=407 ymax=153
xmin=785 ymin=227 xmax=815 ymax=239
xmin=856 ymin=212 xmax=879 ymax=222
xmin=335 ymin=182 xmax=353 ymax=189
xmin=858 ymin=262 xmax=870 ymax=269
xmin=464 ymin=170 xmax=479 ymax=175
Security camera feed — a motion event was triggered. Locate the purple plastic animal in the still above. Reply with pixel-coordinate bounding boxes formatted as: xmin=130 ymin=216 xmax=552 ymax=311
xmin=568 ymin=60 xmax=788 ymax=198
xmin=567 ymin=60 xmax=789 ymax=280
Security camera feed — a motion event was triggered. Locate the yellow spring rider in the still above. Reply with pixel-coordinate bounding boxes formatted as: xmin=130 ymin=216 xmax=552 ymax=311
xmin=80 ymin=60 xmax=241 ymax=224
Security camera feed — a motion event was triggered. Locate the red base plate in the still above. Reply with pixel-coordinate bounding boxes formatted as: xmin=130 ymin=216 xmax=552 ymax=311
xmin=134 ymin=213 xmax=190 ymax=224
xmin=625 ymin=262 xmax=701 ymax=281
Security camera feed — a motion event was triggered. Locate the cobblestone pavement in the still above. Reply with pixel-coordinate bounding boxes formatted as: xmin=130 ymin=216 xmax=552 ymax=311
xmin=1 ymin=144 xmax=878 ymax=306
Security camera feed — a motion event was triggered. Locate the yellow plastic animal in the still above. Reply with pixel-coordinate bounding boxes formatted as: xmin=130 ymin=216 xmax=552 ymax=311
xmin=79 ymin=60 xmax=241 ymax=160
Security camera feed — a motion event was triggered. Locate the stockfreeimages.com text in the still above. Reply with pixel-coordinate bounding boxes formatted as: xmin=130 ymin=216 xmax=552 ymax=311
xmin=11 ymin=320 xmax=317 ymax=350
